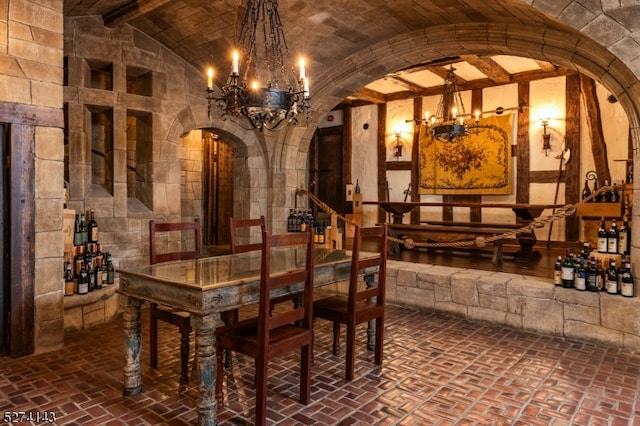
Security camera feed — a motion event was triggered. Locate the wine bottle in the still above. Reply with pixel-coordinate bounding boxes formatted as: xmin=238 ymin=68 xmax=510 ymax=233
xmin=607 ymin=219 xmax=619 ymax=254
xmin=620 ymin=259 xmax=634 ymax=297
xmin=596 ymin=258 xmax=605 ymax=291
xmin=553 ymin=255 xmax=562 ymax=286
xmin=602 ymin=179 xmax=612 ymax=202
xmin=64 ymin=261 xmax=74 ymax=296
xmin=561 ymin=251 xmax=575 ymax=288
xmin=106 ymin=253 xmax=115 ymax=285
xmin=80 ymin=212 xmax=88 ymax=245
xmin=593 ymin=178 xmax=602 ymax=202
xmin=610 ymin=183 xmax=620 ymax=203
xmin=318 ymin=222 xmax=326 ymax=245
xmin=581 ymin=179 xmax=591 ymax=201
xmin=93 ymin=258 xmax=103 ymax=290
xmin=88 ymin=209 xmax=99 ymax=243
xmin=355 ymin=179 xmax=361 ymax=194
xmin=74 ymin=245 xmax=84 ymax=279
xmin=597 ymin=218 xmax=608 ymax=253
xmin=575 ymin=257 xmax=586 ymax=291
xmin=73 ymin=214 xmax=83 ymax=246
xmin=586 ymin=257 xmax=598 ymax=292
xmin=617 ymin=255 xmax=626 ymax=294
xmin=77 ymin=261 xmax=89 ymax=294
xmin=605 ymin=258 xmax=619 ymax=294
xmin=87 ymin=261 xmax=95 ymax=292
xmin=618 ymin=217 xmax=630 ymax=255
xmin=287 ymin=209 xmax=295 ymax=232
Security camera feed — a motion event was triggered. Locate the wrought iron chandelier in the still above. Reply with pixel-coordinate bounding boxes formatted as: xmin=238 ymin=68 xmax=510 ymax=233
xmin=205 ymin=0 xmax=310 ymax=131
xmin=425 ymin=66 xmax=479 ymax=142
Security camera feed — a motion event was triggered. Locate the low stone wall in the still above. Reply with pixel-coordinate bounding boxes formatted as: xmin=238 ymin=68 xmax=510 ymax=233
xmin=386 ymin=260 xmax=640 ymax=350
xmin=63 ymin=282 xmax=120 ymax=331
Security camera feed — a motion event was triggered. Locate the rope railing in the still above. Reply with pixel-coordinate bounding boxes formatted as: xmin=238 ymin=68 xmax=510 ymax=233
xmin=296 ymin=186 xmax=621 ymax=250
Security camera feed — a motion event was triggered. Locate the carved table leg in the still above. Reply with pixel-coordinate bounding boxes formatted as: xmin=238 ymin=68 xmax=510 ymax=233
xmin=364 ymin=273 xmax=377 ymax=351
xmin=122 ymin=295 xmax=143 ymax=396
xmin=191 ymin=314 xmax=218 ymax=426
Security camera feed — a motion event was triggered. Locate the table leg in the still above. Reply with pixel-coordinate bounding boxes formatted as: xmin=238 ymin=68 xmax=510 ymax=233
xmin=122 ymin=295 xmax=143 ymax=396
xmin=191 ymin=314 xmax=218 ymax=426
xmin=364 ymin=273 xmax=377 ymax=351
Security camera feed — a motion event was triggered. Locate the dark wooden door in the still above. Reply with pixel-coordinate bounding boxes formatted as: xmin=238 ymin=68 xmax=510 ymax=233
xmin=203 ymin=132 xmax=234 ymax=246
xmin=309 ymin=126 xmax=344 ymax=215
xmin=0 ymin=124 xmax=7 ymax=356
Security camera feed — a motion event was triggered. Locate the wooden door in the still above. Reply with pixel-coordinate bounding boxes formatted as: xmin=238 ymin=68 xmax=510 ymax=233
xmin=203 ymin=133 xmax=234 ymax=246
xmin=309 ymin=126 xmax=344 ymax=215
xmin=0 ymin=124 xmax=7 ymax=356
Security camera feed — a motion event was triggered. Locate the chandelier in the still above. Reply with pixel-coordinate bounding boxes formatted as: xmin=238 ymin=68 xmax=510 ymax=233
xmin=425 ymin=66 xmax=479 ymax=142
xmin=205 ymin=0 xmax=310 ymax=131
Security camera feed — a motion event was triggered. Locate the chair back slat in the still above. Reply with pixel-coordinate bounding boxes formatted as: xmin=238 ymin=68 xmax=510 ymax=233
xmin=149 ymin=218 xmax=201 ymax=265
xmin=348 ymin=224 xmax=388 ymax=309
xmin=259 ymin=229 xmax=314 ymax=344
xmin=229 ymin=216 xmax=265 ymax=254
xmin=269 ymin=307 xmax=305 ymax=330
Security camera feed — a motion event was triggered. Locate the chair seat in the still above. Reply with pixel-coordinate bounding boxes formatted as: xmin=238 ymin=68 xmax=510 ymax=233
xmin=216 ymin=317 xmax=313 ymax=359
xmin=313 ymin=295 xmax=383 ymax=322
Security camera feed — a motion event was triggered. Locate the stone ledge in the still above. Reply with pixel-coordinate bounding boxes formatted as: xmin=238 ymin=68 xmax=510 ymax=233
xmin=387 ymin=261 xmax=640 ymax=351
xmin=63 ymin=280 xmax=121 ymax=331
xmin=63 ymin=280 xmax=119 ymax=308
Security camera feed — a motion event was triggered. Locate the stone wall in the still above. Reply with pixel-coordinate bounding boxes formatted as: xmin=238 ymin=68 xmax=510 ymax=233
xmin=386 ymin=260 xmax=640 ymax=350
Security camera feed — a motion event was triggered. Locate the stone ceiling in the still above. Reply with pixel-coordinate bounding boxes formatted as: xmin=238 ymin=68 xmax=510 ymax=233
xmin=63 ymin=1 xmax=581 ymax=101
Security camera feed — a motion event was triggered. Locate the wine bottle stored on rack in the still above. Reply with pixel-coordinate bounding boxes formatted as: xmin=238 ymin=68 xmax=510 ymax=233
xmin=88 ymin=209 xmax=99 ymax=243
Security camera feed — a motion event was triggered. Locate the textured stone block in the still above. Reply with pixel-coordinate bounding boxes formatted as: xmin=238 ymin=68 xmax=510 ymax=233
xmin=601 ymin=296 xmax=640 ymax=335
xmin=450 ymin=276 xmax=479 ymax=306
xmin=435 ymin=301 xmax=467 ymax=317
xmin=564 ymin=320 xmax=623 ymax=347
xmin=521 ymin=297 xmax=563 ymax=335
xmin=563 ymin=303 xmax=600 ymax=325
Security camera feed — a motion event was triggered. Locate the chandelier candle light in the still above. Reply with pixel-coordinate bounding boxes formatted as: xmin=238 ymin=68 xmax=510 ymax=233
xmin=423 ymin=66 xmax=480 ymax=143
xmin=205 ymin=0 xmax=310 ymax=131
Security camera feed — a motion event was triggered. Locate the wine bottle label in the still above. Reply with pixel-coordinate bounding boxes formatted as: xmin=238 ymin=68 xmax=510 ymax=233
xmin=621 ymin=281 xmax=634 ymax=297
xmin=597 ymin=237 xmax=607 ymax=253
xmin=575 ymin=276 xmax=586 ymax=291
xmin=553 ymin=270 xmax=562 ymax=285
xmin=561 ymin=267 xmax=574 ymax=281
xmin=607 ymin=238 xmax=618 ymax=253
xmin=606 ymin=279 xmax=618 ymax=294
xmin=618 ymin=233 xmax=627 ymax=254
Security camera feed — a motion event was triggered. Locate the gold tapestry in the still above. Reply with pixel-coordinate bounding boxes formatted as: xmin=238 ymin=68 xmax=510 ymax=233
xmin=418 ymin=113 xmax=513 ymax=195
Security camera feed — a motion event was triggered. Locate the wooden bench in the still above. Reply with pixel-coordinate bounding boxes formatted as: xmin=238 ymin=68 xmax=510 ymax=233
xmin=387 ymin=222 xmax=523 ymax=265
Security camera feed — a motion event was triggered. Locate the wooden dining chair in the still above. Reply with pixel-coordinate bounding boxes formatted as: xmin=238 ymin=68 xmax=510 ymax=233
xmin=220 ymin=216 xmax=266 ymax=367
xmin=215 ymin=229 xmax=315 ymax=426
xmin=149 ymin=218 xmax=201 ymax=386
xmin=313 ymin=224 xmax=388 ymax=381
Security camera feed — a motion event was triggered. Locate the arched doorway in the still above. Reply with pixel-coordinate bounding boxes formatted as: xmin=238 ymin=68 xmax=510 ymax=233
xmin=202 ymin=130 xmax=234 ymax=246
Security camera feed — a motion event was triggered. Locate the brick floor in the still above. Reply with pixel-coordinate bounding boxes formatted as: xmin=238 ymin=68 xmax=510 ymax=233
xmin=2 ymin=304 xmax=640 ymax=425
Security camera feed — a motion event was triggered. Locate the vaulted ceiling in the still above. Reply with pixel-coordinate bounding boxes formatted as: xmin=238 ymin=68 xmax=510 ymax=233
xmin=63 ymin=0 xmax=586 ymax=108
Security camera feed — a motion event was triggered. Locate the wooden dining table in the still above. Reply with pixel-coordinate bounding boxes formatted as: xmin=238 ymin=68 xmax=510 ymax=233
xmin=117 ymin=246 xmax=381 ymax=426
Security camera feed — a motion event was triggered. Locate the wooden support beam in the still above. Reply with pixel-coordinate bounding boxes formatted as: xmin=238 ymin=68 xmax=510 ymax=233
xmin=411 ymin=97 xmax=421 ymax=224
xmin=565 ymin=74 xmax=581 ymax=241
xmin=580 ymin=75 xmax=610 ymax=183
xmin=461 ymin=55 xmax=511 ymax=84
xmin=516 ymin=82 xmax=530 ymax=204
xmin=377 ymin=103 xmax=387 ymax=224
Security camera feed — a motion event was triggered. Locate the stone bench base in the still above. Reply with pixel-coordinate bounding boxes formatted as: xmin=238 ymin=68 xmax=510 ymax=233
xmin=63 ymin=281 xmax=121 ymax=331
xmin=385 ymin=260 xmax=640 ymax=350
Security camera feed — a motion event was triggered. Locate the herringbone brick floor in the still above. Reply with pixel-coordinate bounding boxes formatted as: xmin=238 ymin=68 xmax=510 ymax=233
xmin=2 ymin=304 xmax=640 ymax=425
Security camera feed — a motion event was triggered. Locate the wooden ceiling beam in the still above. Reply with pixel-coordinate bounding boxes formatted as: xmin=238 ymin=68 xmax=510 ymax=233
xmin=461 ymin=55 xmax=511 ymax=84
xmin=383 ymin=76 xmax=425 ymax=92
xmin=103 ymin=0 xmax=173 ymax=26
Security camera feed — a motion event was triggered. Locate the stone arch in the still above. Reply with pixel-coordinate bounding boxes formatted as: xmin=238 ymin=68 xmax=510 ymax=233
xmin=167 ymin=105 xmax=271 ymax=229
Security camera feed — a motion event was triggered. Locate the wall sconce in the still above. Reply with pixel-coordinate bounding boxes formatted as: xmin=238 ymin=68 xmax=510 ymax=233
xmin=541 ymin=119 xmax=551 ymax=156
xmin=393 ymin=129 xmax=403 ymax=159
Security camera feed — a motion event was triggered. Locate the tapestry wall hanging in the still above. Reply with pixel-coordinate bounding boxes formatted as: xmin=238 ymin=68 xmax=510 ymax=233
xmin=418 ymin=113 xmax=513 ymax=195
